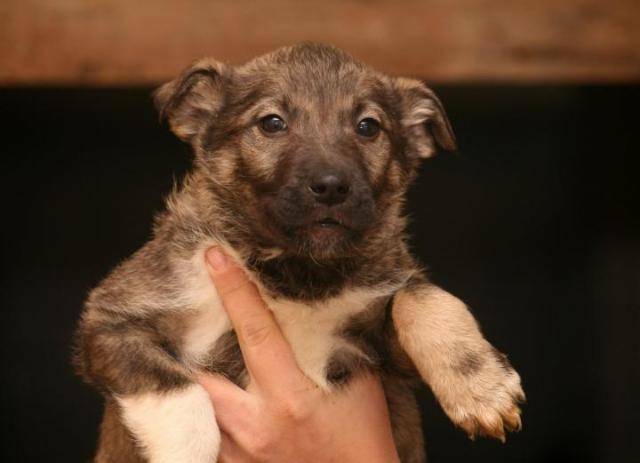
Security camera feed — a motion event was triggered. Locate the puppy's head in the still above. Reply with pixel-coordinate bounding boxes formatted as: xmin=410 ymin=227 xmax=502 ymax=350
xmin=155 ymin=43 xmax=455 ymax=261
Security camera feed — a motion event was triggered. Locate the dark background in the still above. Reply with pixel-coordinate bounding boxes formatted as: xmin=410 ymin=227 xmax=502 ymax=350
xmin=1 ymin=85 xmax=638 ymax=462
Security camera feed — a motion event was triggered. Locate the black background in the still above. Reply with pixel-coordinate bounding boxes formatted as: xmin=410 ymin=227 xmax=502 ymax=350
xmin=2 ymin=86 xmax=638 ymax=462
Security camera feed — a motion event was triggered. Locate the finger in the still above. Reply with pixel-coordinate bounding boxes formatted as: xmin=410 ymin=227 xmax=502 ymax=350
xmin=205 ymin=247 xmax=309 ymax=393
xmin=197 ymin=373 xmax=253 ymax=433
xmin=218 ymin=430 xmax=249 ymax=463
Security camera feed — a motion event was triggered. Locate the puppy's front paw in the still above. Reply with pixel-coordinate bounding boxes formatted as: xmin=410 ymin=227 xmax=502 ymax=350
xmin=438 ymin=347 xmax=525 ymax=442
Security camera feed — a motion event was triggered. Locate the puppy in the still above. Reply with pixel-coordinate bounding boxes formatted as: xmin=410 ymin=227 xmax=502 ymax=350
xmin=74 ymin=43 xmax=524 ymax=463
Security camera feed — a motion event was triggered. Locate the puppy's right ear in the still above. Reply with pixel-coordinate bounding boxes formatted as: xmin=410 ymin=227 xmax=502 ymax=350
xmin=153 ymin=59 xmax=229 ymax=143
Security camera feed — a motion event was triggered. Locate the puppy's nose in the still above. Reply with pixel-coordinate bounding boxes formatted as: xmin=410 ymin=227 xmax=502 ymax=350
xmin=309 ymin=173 xmax=351 ymax=205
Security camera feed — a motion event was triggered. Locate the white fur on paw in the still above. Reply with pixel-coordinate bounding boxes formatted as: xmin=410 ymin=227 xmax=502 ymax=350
xmin=118 ymin=384 xmax=221 ymax=463
xmin=441 ymin=357 xmax=525 ymax=442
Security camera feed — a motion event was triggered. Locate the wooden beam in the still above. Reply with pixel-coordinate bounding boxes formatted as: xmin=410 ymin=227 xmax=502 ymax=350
xmin=1 ymin=0 xmax=639 ymax=85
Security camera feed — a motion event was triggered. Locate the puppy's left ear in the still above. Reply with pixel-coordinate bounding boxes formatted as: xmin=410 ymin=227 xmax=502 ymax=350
xmin=153 ymin=58 xmax=230 ymax=143
xmin=396 ymin=78 xmax=457 ymax=158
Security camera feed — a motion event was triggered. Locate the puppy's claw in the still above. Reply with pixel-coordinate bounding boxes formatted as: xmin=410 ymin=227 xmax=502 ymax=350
xmin=461 ymin=416 xmax=507 ymax=442
xmin=460 ymin=417 xmax=478 ymax=440
xmin=444 ymin=369 xmax=524 ymax=443
xmin=479 ymin=413 xmax=507 ymax=442
xmin=503 ymin=406 xmax=522 ymax=433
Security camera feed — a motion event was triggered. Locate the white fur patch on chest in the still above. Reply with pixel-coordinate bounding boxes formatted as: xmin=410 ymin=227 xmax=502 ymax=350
xmin=266 ymin=287 xmax=392 ymax=389
xmin=178 ymin=246 xmax=397 ymax=387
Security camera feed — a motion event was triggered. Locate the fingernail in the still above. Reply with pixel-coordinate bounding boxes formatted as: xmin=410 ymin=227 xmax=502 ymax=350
xmin=206 ymin=247 xmax=228 ymax=272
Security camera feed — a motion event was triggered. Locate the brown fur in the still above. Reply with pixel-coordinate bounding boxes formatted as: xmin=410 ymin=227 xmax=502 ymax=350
xmin=74 ymin=43 xmax=523 ymax=462
xmin=202 ymin=331 xmax=247 ymax=386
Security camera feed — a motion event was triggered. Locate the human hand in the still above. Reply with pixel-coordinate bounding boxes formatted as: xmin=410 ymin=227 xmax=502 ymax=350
xmin=199 ymin=247 xmax=401 ymax=463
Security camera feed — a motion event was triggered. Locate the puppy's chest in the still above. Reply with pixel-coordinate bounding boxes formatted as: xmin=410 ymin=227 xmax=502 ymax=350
xmin=183 ymin=284 xmax=389 ymax=390
xmin=267 ymin=292 xmax=388 ymax=388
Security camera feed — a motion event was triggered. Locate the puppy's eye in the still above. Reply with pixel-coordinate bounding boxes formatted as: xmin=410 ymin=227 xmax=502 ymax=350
xmin=259 ymin=114 xmax=287 ymax=134
xmin=356 ymin=118 xmax=381 ymax=138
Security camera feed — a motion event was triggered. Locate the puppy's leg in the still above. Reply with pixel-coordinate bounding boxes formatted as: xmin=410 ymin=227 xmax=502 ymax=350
xmin=392 ymin=282 xmax=525 ymax=441
xmin=382 ymin=374 xmax=426 ymax=463
xmin=94 ymin=400 xmax=145 ymax=463
xmin=118 ymin=384 xmax=219 ymax=463
xmin=76 ymin=318 xmax=220 ymax=463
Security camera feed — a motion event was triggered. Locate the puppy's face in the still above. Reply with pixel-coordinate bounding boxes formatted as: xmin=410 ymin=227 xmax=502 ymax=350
xmin=155 ymin=44 xmax=455 ymax=261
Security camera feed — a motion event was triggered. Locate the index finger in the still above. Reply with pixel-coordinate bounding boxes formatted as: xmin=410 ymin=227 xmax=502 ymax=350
xmin=205 ymin=247 xmax=309 ymax=394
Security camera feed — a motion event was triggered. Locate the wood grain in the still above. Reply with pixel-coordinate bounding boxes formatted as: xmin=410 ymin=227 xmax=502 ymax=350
xmin=1 ymin=0 xmax=639 ymax=85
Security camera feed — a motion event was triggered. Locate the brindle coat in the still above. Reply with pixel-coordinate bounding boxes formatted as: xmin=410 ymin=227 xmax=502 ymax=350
xmin=74 ymin=43 xmax=524 ymax=463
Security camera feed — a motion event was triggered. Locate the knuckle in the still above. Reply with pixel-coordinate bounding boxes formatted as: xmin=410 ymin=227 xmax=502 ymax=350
xmin=248 ymin=432 xmax=274 ymax=457
xmin=279 ymin=398 xmax=310 ymax=422
xmin=218 ymin=277 xmax=253 ymax=299
xmin=241 ymin=321 xmax=272 ymax=347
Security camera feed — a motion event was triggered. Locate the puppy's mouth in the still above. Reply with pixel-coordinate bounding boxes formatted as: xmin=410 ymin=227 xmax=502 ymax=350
xmin=315 ymin=217 xmax=344 ymax=228
xmin=300 ymin=215 xmax=352 ymax=256
xmin=259 ymin=193 xmax=374 ymax=259
xmin=307 ymin=212 xmax=353 ymax=234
